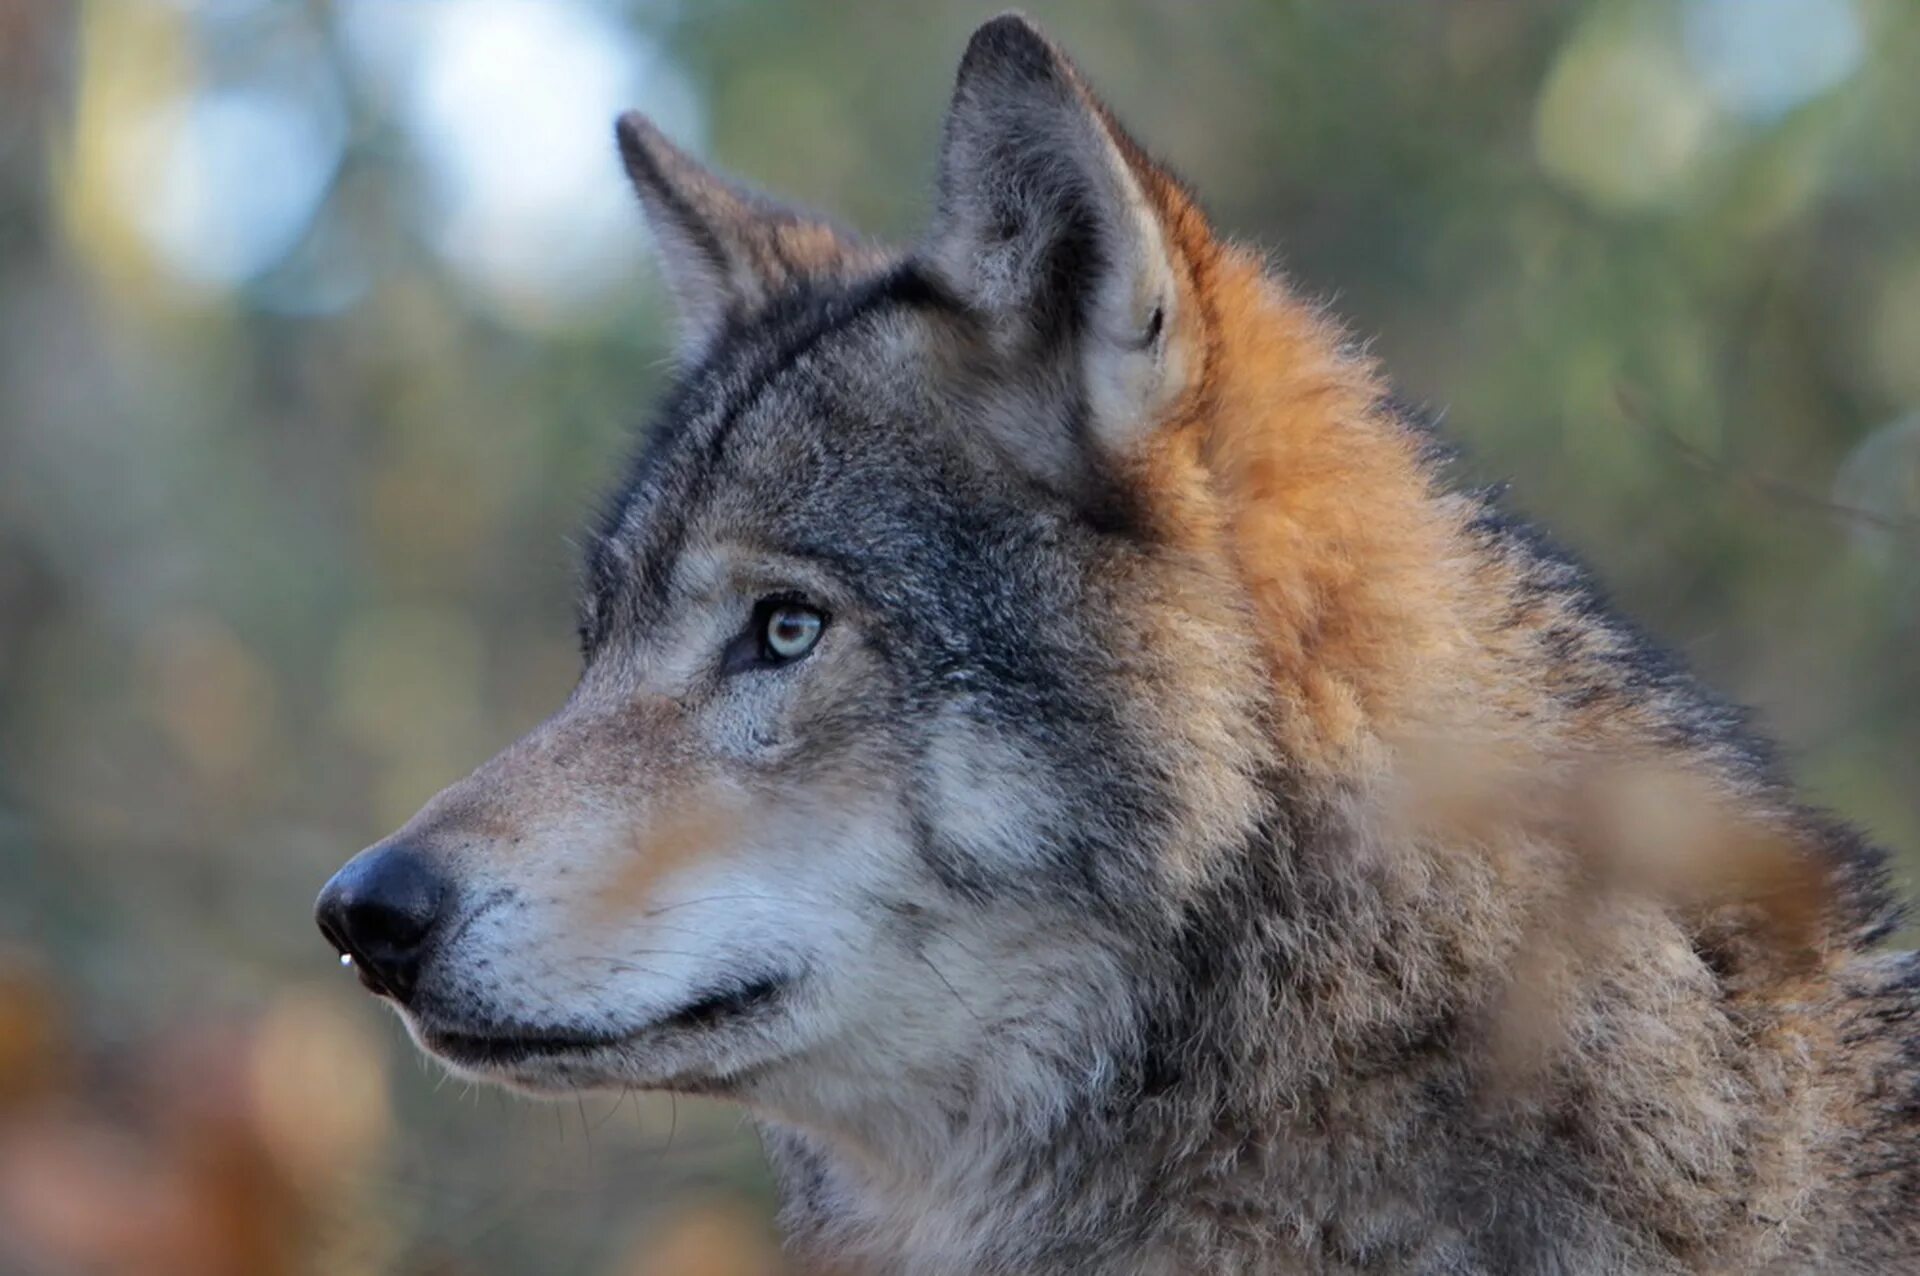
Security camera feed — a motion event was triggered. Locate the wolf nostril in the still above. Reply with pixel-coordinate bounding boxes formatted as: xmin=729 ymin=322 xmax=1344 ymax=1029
xmin=314 ymin=844 xmax=447 ymax=1003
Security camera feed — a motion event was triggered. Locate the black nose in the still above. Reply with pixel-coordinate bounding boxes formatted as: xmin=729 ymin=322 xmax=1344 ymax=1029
xmin=314 ymin=845 xmax=447 ymax=1003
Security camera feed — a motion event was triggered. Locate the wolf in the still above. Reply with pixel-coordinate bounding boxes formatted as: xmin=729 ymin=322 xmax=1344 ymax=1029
xmin=315 ymin=15 xmax=1919 ymax=1274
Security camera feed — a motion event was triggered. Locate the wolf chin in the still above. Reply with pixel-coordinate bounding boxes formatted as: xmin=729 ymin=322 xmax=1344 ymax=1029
xmin=315 ymin=15 xmax=1918 ymax=1274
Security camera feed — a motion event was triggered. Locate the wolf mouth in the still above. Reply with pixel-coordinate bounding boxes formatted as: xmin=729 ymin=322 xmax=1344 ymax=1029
xmin=421 ymin=972 xmax=794 ymax=1068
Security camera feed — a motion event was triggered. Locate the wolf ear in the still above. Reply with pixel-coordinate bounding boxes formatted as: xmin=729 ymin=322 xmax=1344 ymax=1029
xmin=616 ymin=113 xmax=869 ymax=359
xmin=927 ymin=15 xmax=1199 ymax=458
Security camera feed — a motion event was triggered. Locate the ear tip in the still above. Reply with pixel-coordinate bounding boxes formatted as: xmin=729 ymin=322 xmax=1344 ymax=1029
xmin=958 ymin=12 xmax=1070 ymax=89
xmin=615 ymin=111 xmax=665 ymax=168
xmin=971 ymin=10 xmax=1047 ymax=42
xmin=616 ymin=111 xmax=701 ymax=196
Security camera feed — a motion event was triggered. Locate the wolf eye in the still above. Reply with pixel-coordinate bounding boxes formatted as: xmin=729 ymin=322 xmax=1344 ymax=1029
xmin=764 ymin=603 xmax=824 ymax=659
xmin=721 ymin=598 xmax=827 ymax=675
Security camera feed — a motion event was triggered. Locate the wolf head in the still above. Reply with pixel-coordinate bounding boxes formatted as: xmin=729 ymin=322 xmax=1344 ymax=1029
xmin=314 ymin=15 xmax=1428 ymax=1139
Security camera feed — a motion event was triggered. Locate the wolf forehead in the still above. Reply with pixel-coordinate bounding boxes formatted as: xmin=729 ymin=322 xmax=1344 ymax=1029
xmin=577 ymin=260 xmax=1126 ymax=656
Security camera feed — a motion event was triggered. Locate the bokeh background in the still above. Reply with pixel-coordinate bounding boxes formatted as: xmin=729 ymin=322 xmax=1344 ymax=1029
xmin=1 ymin=1 xmax=1916 ymax=1273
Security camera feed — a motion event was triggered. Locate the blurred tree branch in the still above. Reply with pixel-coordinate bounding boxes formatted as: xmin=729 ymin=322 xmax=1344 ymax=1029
xmin=1616 ymin=385 xmax=1920 ymax=541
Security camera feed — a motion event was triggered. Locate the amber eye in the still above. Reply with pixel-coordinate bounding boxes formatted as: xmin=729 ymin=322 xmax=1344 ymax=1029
xmin=763 ymin=602 xmax=824 ymax=661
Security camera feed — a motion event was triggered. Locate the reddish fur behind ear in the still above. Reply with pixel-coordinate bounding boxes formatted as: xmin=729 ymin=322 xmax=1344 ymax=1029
xmin=1205 ymin=256 xmax=1471 ymax=774
xmin=1125 ymin=182 xmax=1473 ymax=776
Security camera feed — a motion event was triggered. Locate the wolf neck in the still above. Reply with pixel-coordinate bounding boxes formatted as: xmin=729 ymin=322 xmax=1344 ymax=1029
xmin=759 ymin=791 xmax=1532 ymax=1276
xmin=1180 ymin=250 xmax=1485 ymax=780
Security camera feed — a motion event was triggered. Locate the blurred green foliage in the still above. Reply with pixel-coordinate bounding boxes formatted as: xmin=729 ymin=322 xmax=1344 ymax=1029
xmin=0 ymin=1 xmax=1916 ymax=1273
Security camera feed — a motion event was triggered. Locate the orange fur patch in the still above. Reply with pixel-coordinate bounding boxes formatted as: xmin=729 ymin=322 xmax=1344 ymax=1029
xmin=1126 ymin=171 xmax=1474 ymax=777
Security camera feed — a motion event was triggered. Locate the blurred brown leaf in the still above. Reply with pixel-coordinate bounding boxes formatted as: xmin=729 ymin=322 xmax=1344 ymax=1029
xmin=611 ymin=1200 xmax=786 ymax=1276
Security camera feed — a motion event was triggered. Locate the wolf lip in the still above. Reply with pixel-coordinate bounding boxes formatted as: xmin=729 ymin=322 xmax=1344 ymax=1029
xmin=425 ymin=1024 xmax=622 ymax=1067
xmin=422 ymin=973 xmax=794 ymax=1068
xmin=655 ymin=971 xmax=789 ymax=1029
